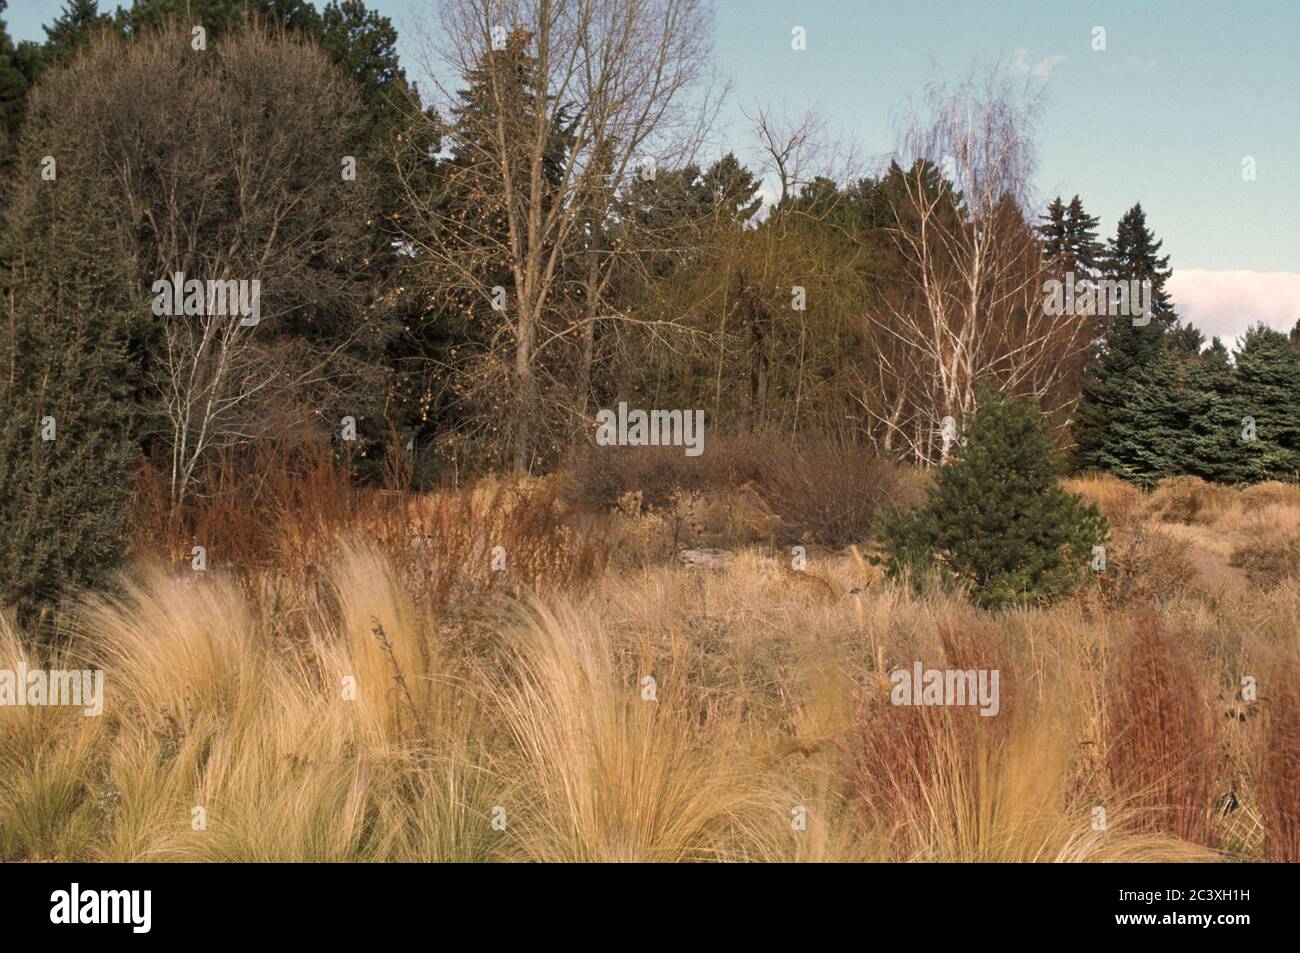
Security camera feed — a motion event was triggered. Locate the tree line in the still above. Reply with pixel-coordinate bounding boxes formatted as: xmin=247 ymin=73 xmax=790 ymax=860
xmin=0 ymin=0 xmax=1298 ymax=620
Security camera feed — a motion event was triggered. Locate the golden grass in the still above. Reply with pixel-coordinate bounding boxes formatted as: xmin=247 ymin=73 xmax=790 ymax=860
xmin=1 ymin=474 xmax=1296 ymax=862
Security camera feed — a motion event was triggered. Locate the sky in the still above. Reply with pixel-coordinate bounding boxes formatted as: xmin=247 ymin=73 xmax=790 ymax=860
xmin=5 ymin=0 xmax=1297 ymax=343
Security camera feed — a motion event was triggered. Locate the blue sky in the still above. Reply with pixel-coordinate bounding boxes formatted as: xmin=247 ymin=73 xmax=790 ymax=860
xmin=6 ymin=0 xmax=1298 ymax=339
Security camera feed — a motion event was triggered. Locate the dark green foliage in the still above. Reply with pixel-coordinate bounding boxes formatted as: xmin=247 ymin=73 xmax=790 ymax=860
xmin=1180 ymin=340 xmax=1257 ymax=484
xmin=1072 ymin=314 xmax=1181 ymax=485
xmin=0 ymin=126 xmax=138 ymax=624
xmin=1233 ymin=325 xmax=1300 ymax=480
xmin=880 ymin=386 xmax=1107 ymax=609
xmin=1072 ymin=204 xmax=1184 ymax=484
xmin=1038 ymin=194 xmax=1104 ymax=277
xmin=42 ymin=0 xmax=112 ymax=67
xmin=0 ymin=1 xmax=40 ymax=194
xmin=1105 ymin=203 xmax=1176 ymax=326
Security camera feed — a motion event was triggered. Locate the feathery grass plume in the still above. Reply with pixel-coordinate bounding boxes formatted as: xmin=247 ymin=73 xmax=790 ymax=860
xmin=4 ymin=461 xmax=1297 ymax=862
xmin=490 ymin=598 xmax=774 ymax=861
xmin=0 ymin=608 xmax=106 ymax=860
xmin=1106 ymin=607 xmax=1218 ymax=847
xmin=74 ymin=563 xmax=265 ymax=727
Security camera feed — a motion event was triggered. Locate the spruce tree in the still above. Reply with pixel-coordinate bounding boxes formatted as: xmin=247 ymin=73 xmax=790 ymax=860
xmin=1072 ymin=204 xmax=1185 ymax=483
xmin=1233 ymin=325 xmax=1300 ymax=480
xmin=0 ymin=0 xmax=35 ymax=192
xmin=1038 ymin=194 xmax=1104 ymax=278
xmin=878 ymin=385 xmax=1107 ymax=610
xmin=1106 ymin=203 xmax=1175 ymax=325
xmin=41 ymin=0 xmax=111 ymax=67
xmin=1180 ymin=339 xmax=1257 ymax=483
xmin=1063 ymin=195 xmax=1105 ymax=276
xmin=1037 ymin=196 xmax=1068 ymax=266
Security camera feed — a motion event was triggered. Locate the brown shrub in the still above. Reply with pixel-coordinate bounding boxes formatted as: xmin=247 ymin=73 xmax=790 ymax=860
xmin=131 ymin=443 xmax=378 ymax=574
xmin=132 ymin=445 xmax=608 ymax=616
xmin=1229 ymin=536 xmax=1300 ymax=587
xmin=563 ymin=440 xmax=750 ymax=511
xmin=1064 ymin=473 xmax=1145 ymax=526
xmin=1106 ymin=609 xmax=1218 ymax=846
xmin=751 ymin=435 xmax=910 ymax=547
xmin=388 ymin=480 xmax=609 ymax=614
xmin=1091 ymin=524 xmax=1199 ymax=608
xmin=1142 ymin=476 xmax=1236 ymax=525
xmin=1240 ymin=480 xmax=1300 ymax=510
xmin=565 ymin=430 xmax=906 ymax=548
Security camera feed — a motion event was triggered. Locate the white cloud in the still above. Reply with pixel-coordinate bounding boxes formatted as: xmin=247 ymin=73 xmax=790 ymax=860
xmin=1031 ymin=54 xmax=1066 ymax=80
xmin=1167 ymin=270 xmax=1300 ymax=349
xmin=1011 ymin=48 xmax=1066 ymax=80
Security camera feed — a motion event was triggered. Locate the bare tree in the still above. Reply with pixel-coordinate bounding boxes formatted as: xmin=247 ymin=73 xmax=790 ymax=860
xmin=866 ymin=66 xmax=1089 ymax=465
xmin=397 ymin=0 xmax=716 ymax=470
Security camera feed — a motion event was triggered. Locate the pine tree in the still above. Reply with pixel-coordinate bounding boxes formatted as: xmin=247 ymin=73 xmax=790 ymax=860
xmin=879 ymin=385 xmax=1107 ymax=609
xmin=41 ymin=0 xmax=111 ymax=67
xmin=0 ymin=0 xmax=35 ymax=190
xmin=1233 ymin=325 xmax=1300 ymax=480
xmin=1166 ymin=321 xmax=1205 ymax=365
xmin=1106 ymin=203 xmax=1175 ymax=326
xmin=0 ymin=136 xmax=138 ymax=625
xmin=1038 ymin=194 xmax=1104 ymax=278
xmin=1072 ymin=204 xmax=1186 ymax=483
xmin=1063 ymin=196 xmax=1105 ymax=276
xmin=701 ymin=152 xmax=762 ymax=223
xmin=1180 ymin=339 xmax=1257 ymax=483
xmin=1038 ymin=196 xmax=1068 ymax=266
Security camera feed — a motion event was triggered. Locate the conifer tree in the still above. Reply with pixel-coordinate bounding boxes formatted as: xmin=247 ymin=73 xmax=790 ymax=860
xmin=1038 ymin=195 xmax=1104 ymax=278
xmin=1180 ymin=339 xmax=1256 ymax=483
xmin=41 ymin=0 xmax=111 ymax=67
xmin=1038 ymin=196 xmax=1068 ymax=265
xmin=1106 ymin=203 xmax=1175 ymax=326
xmin=0 ymin=130 xmax=138 ymax=624
xmin=0 ymin=0 xmax=37 ymax=191
xmin=1072 ymin=204 xmax=1185 ymax=482
xmin=1233 ymin=325 xmax=1300 ymax=480
xmin=1063 ymin=195 xmax=1105 ymax=276
xmin=879 ymin=385 xmax=1107 ymax=609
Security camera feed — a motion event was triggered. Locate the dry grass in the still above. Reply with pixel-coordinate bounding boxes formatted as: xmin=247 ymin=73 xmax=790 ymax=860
xmin=1263 ymin=660 xmax=1300 ymax=861
xmin=2 ymin=469 xmax=1296 ymax=862
xmin=1105 ymin=609 xmax=1219 ymax=846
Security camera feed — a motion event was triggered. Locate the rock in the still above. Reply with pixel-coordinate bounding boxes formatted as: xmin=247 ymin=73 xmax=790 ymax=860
xmin=678 ymin=547 xmax=731 ymax=570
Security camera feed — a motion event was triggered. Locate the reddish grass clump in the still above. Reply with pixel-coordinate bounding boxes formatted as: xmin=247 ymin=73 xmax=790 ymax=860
xmin=846 ymin=620 xmax=1015 ymax=831
xmin=131 ymin=444 xmax=609 ymax=618
xmin=1262 ymin=660 xmax=1300 ymax=861
xmin=750 ymin=434 xmax=912 ymax=546
xmin=130 ymin=442 xmax=380 ymax=574
xmin=1106 ymin=608 xmax=1218 ymax=846
xmin=390 ymin=480 xmax=609 ymax=614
